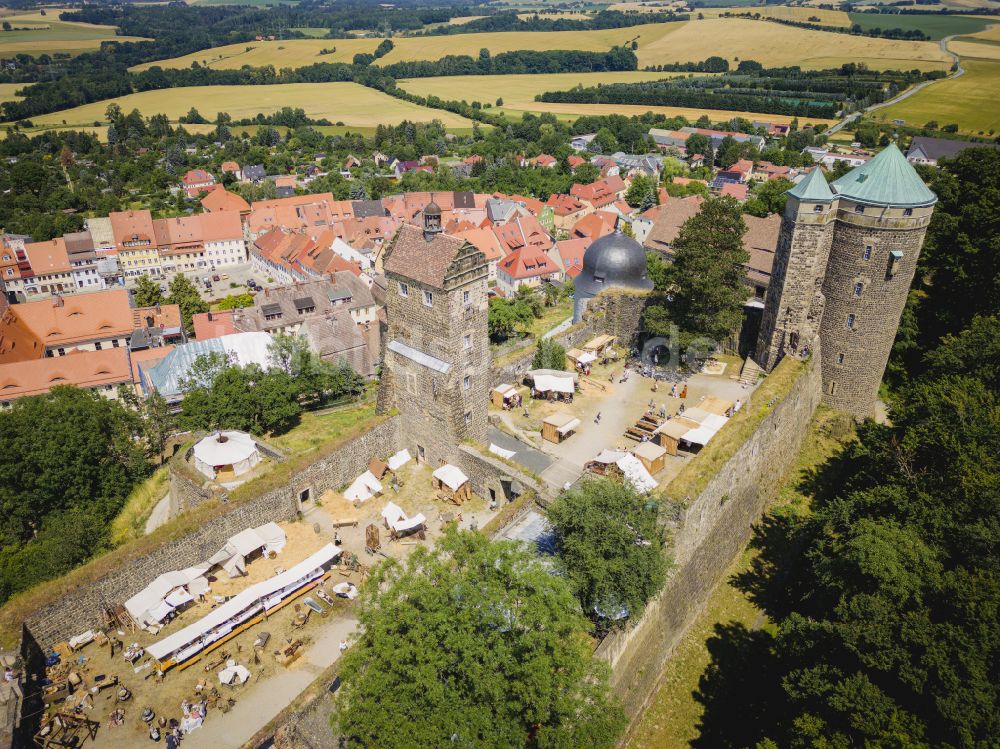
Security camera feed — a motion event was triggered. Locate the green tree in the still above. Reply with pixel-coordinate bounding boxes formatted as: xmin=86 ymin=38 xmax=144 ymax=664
xmin=645 ymin=197 xmax=749 ymax=345
xmin=0 ymin=388 xmax=149 ymax=602
xmin=180 ymin=363 xmax=301 ymax=435
xmin=547 ymin=479 xmax=668 ymax=630
xmin=133 ymin=274 xmax=165 ymax=308
xmin=332 ymin=529 xmax=626 ymax=749
xmin=743 ymin=177 xmax=794 ymax=217
xmin=531 ymin=337 xmax=567 ymax=370
xmin=624 ymin=173 xmax=656 ymax=209
xmin=167 ymin=274 xmax=209 ymax=335
xmin=488 ymin=297 xmax=532 ymax=343
xmin=267 ymin=333 xmax=364 ymax=405
xmin=215 ymin=293 xmax=254 ymax=310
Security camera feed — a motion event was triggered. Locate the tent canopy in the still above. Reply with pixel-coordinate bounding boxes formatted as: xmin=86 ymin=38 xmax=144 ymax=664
xmin=345 ymin=470 xmax=382 ymax=502
xmin=655 ymin=417 xmax=702 ymax=440
xmin=148 ymin=544 xmax=340 ymax=663
xmin=492 ymin=383 xmax=516 ymax=397
xmin=193 ymin=431 xmax=257 ymax=468
xmin=433 ymin=464 xmax=469 ymax=491
xmin=381 ymin=501 xmax=406 ymax=527
xmin=387 ymin=449 xmax=412 ymax=471
xmin=531 ymin=374 xmax=575 ymax=394
xmin=616 ymin=454 xmax=658 ymax=493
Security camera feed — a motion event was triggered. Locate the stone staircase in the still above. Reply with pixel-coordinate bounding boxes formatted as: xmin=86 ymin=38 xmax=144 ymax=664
xmin=738 ymin=357 xmax=763 ymax=386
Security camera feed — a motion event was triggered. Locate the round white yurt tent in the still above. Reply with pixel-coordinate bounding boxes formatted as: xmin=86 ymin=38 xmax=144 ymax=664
xmin=193 ymin=431 xmax=260 ymax=480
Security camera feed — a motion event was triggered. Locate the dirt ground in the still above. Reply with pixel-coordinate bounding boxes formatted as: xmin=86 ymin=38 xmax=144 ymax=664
xmin=44 ymin=459 xmax=497 ymax=749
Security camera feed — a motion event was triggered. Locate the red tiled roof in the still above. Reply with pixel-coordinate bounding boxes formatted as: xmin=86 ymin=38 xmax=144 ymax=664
xmin=498 ymin=245 xmax=554 ymax=280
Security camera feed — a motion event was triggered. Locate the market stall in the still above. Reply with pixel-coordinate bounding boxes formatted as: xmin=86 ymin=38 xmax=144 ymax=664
xmin=542 ymin=412 xmax=581 ymax=443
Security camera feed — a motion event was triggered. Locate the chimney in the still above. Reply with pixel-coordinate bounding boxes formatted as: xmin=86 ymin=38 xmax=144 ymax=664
xmin=52 ymin=294 xmax=64 ymax=308
xmin=208 ymin=311 xmax=214 ymax=322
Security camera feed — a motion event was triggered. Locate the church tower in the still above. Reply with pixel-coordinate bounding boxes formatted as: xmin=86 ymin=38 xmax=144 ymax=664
xmin=755 ymin=145 xmax=936 ymax=417
xmin=378 ymin=209 xmax=490 ymax=466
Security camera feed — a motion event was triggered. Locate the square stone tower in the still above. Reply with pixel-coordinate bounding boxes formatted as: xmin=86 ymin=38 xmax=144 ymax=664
xmin=756 ymin=168 xmax=837 ymax=370
xmin=378 ymin=207 xmax=490 ymax=466
xmin=755 ymin=145 xmax=936 ymax=417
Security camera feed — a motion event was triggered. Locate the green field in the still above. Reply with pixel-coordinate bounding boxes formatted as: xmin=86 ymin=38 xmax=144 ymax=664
xmin=848 ymin=11 xmax=994 ymax=39
xmin=16 ymin=82 xmax=474 ymax=130
xmin=399 ymin=71 xmax=837 ymax=127
xmin=0 ymin=9 xmax=148 ymax=56
xmin=880 ymin=57 xmax=1000 ymax=134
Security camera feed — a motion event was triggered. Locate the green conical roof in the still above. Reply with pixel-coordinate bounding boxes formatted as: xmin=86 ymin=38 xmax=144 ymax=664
xmin=831 ymin=143 xmax=936 ymax=208
xmin=788 ymin=166 xmax=834 ymax=202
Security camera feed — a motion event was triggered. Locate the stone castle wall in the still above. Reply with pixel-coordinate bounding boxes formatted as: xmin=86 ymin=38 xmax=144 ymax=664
xmin=595 ymin=351 xmax=823 ymax=725
xmin=584 ymin=289 xmax=651 ymax=349
xmin=23 ymin=417 xmax=400 ymax=649
xmin=489 ymin=321 xmax=595 ymax=389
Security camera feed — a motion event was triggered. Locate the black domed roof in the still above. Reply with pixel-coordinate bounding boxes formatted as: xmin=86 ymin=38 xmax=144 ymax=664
xmin=424 ymin=200 xmax=441 ymax=216
xmin=576 ymin=229 xmax=654 ymax=298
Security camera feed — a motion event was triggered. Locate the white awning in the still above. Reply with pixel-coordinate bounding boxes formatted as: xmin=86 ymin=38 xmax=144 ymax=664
xmin=532 ymin=374 xmax=575 ymax=394
xmin=616 ymin=454 xmax=658 ymax=493
xmin=682 ymin=425 xmax=720 ymax=446
xmin=165 ymin=589 xmax=194 ymax=608
xmin=392 ymin=513 xmax=426 ymax=533
xmin=575 ymin=351 xmax=597 ymax=364
xmin=556 ymin=417 xmax=581 ymax=435
xmin=387 ymin=449 xmax=412 ymax=471
xmin=592 ymin=449 xmax=626 ymax=465
xmin=489 ymin=443 xmax=516 ymax=460
xmin=432 ymin=464 xmax=469 ymax=491
xmin=492 ymin=383 xmax=515 ymax=396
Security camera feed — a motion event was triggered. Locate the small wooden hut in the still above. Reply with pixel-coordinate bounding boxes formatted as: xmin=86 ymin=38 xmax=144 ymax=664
xmin=432 ymin=464 xmax=472 ymax=505
xmin=542 ymin=412 xmax=581 ymax=444
xmin=566 ymin=348 xmax=597 ymax=371
xmin=632 ymin=441 xmax=667 ymax=475
xmin=582 ymin=334 xmax=616 ymax=355
xmin=491 ymin=383 xmax=519 ymax=409
xmin=655 ymin=417 xmax=702 ymax=456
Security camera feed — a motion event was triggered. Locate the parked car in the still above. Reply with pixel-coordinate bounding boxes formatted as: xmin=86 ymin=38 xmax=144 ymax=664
xmin=213 ymin=274 xmax=220 ymax=282
xmin=221 ymin=274 xmax=229 ymax=280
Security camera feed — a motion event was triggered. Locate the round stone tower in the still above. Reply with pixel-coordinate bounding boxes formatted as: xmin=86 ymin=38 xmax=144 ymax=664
xmin=573 ymin=228 xmax=654 ymax=323
xmin=820 ymin=144 xmax=936 ymax=416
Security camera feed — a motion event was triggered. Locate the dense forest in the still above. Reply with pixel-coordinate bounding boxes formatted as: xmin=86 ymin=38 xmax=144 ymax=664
xmin=537 ymin=64 xmax=939 ymax=119
xmin=691 ymin=148 xmax=1000 ymax=748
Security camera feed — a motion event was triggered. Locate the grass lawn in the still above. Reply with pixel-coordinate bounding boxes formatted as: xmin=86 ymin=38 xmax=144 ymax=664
xmin=0 ymin=10 xmax=148 ymax=56
xmin=879 ymin=57 xmax=1000 ymax=134
xmin=17 ymin=82 xmax=474 ymax=130
xmin=848 ymin=11 xmax=994 ymax=39
xmin=528 ymin=297 xmax=574 ymax=338
xmin=629 ymin=407 xmax=855 ymax=749
xmin=109 ymin=466 xmax=170 ymax=546
xmin=266 ymin=400 xmax=377 ymax=455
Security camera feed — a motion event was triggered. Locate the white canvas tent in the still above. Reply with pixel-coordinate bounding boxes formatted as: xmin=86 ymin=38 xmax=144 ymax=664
xmin=432 ymin=464 xmax=469 ymax=492
xmin=124 ymin=566 xmax=209 ymax=627
xmin=147 ymin=544 xmax=340 ymax=667
xmin=192 ymin=431 xmax=260 ymax=480
xmin=616 ymin=454 xmax=658 ymax=493
xmin=531 ymin=373 xmax=575 ymax=395
xmin=208 ymin=523 xmax=287 ymax=576
xmin=387 ymin=449 xmax=412 ymax=472
xmin=344 ymin=470 xmax=382 ymax=503
xmin=381 ymin=501 xmax=407 ymax=527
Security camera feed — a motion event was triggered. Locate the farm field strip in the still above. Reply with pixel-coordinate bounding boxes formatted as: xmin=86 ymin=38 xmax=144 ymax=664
xmin=0 ymin=8 xmax=148 ymax=56
xmin=700 ymin=6 xmax=852 ymax=26
xmin=14 ymin=82 xmax=474 ymax=129
xmin=0 ymin=83 xmax=23 ymax=104
xmin=133 ymin=18 xmax=950 ymax=75
xmin=950 ymin=39 xmax=1000 ymax=61
xmin=879 ymin=58 xmax=1000 ymax=134
xmin=847 ymin=11 xmax=995 ymax=39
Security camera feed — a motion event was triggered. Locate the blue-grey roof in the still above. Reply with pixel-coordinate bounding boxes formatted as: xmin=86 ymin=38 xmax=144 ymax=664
xmin=386 ymin=340 xmax=451 ymax=374
xmin=831 ymin=143 xmax=936 ymax=207
xmin=788 ymin=167 xmax=834 ymax=202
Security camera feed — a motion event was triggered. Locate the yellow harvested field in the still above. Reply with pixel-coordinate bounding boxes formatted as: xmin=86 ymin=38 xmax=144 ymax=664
xmin=0 ymin=83 xmax=23 ymax=103
xmin=446 ymin=15 xmax=485 ymax=25
xmin=400 ymin=70 xmax=685 ymax=107
xmin=636 ymin=18 xmax=951 ymax=71
xmin=950 ymin=39 xmax=1000 ymax=60
xmin=131 ymin=37 xmax=381 ymax=71
xmin=963 ymin=22 xmax=1000 ymax=41
xmin=880 ymin=58 xmax=1000 ymax=133
xmin=21 ymin=82 xmax=473 ymax=129
xmin=0 ymin=9 xmax=148 ymax=56
xmin=378 ymin=22 xmax=683 ymax=63
xmin=700 ymin=6 xmax=852 ymax=26
xmin=515 ymin=12 xmax=592 ymax=20
xmin=513 ymin=101 xmax=837 ymax=128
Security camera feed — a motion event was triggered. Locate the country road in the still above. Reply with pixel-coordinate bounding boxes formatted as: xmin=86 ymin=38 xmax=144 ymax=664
xmin=827 ymin=31 xmax=972 ymax=135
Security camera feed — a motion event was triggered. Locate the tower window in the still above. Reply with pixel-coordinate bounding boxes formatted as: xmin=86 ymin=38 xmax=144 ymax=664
xmin=398 ymin=282 xmax=408 ymax=297
xmin=837 ymin=353 xmax=845 ymax=365
xmin=853 ymin=282 xmax=863 ymax=298
xmin=847 ymin=313 xmax=856 ymax=330
xmin=463 ymin=334 xmax=472 ymax=350
xmin=464 ymin=411 xmax=472 ymax=426
xmin=854 ymin=204 xmax=865 ymax=214
xmin=463 ymin=290 xmax=471 ymax=305
xmin=903 ymin=208 xmax=913 ymax=217
xmin=463 ymin=375 xmax=471 ymax=390
xmin=828 ymin=381 xmax=837 ymax=395
xmin=813 ymin=204 xmax=823 ymax=213
xmin=863 ymin=245 xmax=872 ymax=260
xmin=423 ymin=290 xmax=433 ymax=307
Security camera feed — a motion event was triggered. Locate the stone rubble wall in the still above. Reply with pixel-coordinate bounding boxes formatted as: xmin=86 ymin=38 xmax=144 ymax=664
xmin=595 ymin=350 xmax=823 ymax=727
